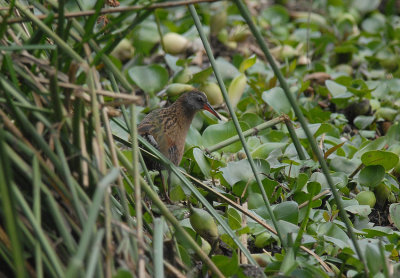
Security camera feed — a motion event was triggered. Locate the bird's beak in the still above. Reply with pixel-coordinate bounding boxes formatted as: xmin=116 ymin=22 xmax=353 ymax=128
xmin=203 ymin=103 xmax=221 ymax=120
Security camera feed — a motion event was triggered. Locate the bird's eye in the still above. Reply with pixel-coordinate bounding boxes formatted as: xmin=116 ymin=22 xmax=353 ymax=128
xmin=197 ymin=96 xmax=203 ymax=102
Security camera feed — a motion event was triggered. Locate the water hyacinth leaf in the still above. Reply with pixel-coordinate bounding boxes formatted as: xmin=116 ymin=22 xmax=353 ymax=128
xmin=215 ymin=58 xmax=241 ymax=80
xmin=361 ymin=150 xmax=399 ymax=171
xmin=128 ymin=64 xmax=168 ymax=95
xmin=330 ymin=156 xmax=360 ymax=174
xmin=358 ymin=165 xmax=385 ymax=188
xmin=325 ymin=80 xmax=347 ymax=97
xmin=211 ymin=252 xmax=239 ymax=277
xmin=365 ymin=243 xmax=382 ymax=275
xmin=354 ymin=115 xmax=375 ymax=130
xmin=228 ymin=73 xmax=247 ymax=108
xmin=227 ymin=207 xmax=241 ymax=230
xmin=261 ymin=5 xmax=290 ymax=25
xmin=221 ymin=159 xmax=270 ymax=186
xmin=389 ymin=203 xmax=400 ymax=230
xmin=273 ymin=201 xmax=299 ymax=224
xmin=239 ymin=55 xmax=256 ymax=73
xmin=132 ymin=21 xmax=159 ymax=54
xmin=344 ymin=205 xmax=371 ymax=217
xmin=189 ymin=67 xmax=213 ymax=84
xmin=317 ymin=222 xmax=350 ymax=245
xmin=262 ymin=87 xmax=291 ymax=114
xmin=202 ymin=121 xmax=250 ymax=152
xmin=251 ymin=142 xmax=287 ymax=159
xmin=192 ymin=148 xmax=211 ymax=178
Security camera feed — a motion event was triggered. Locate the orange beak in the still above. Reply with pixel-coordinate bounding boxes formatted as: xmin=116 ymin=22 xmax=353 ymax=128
xmin=203 ymin=103 xmax=221 ymax=120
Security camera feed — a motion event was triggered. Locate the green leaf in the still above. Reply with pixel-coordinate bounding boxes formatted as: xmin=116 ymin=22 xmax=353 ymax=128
xmin=212 ymin=252 xmax=239 ymax=276
xmin=353 ymin=115 xmax=375 ymax=130
xmin=227 ymin=207 xmax=241 ymax=230
xmin=216 ymin=57 xmax=241 ymax=80
xmin=261 ymin=5 xmax=289 ymax=25
xmin=202 ymin=121 xmax=250 ymax=152
xmin=318 ymin=222 xmax=350 ymax=247
xmin=361 ymin=150 xmax=399 ymax=171
xmin=344 ymin=205 xmax=371 ymax=217
xmin=325 ymin=80 xmax=347 ymax=97
xmin=365 ymin=243 xmax=382 ymax=275
xmin=251 ymin=142 xmax=288 ymax=159
xmin=189 ymin=67 xmax=213 ymax=84
xmin=273 ymin=201 xmax=299 ymax=224
xmin=221 ymin=159 xmax=270 ymax=186
xmin=228 ymin=73 xmax=247 ymax=108
xmin=239 ymin=55 xmax=256 ymax=73
xmin=132 ymin=21 xmax=159 ymax=54
xmin=192 ymin=148 xmax=211 ymax=178
xmin=262 ymin=87 xmax=291 ymax=114
xmin=358 ymin=165 xmax=385 ymax=188
xmin=170 ymin=184 xmax=186 ymax=202
xmin=128 ymin=64 xmax=168 ymax=95
xmin=113 ymin=268 xmax=133 ymax=278
xmin=389 ymin=203 xmax=400 ymax=230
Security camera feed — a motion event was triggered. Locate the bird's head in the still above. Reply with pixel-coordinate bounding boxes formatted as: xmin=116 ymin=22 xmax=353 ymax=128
xmin=181 ymin=90 xmax=221 ymax=120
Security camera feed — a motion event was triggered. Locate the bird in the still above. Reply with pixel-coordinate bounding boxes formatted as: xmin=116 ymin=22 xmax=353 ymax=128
xmin=138 ymin=90 xmax=221 ymax=198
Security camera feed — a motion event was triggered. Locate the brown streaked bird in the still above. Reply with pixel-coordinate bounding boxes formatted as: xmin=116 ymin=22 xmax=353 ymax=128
xmin=138 ymin=90 xmax=221 ymax=169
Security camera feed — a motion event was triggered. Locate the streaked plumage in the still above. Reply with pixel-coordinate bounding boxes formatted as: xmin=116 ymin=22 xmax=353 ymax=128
xmin=138 ymin=90 xmax=220 ymax=168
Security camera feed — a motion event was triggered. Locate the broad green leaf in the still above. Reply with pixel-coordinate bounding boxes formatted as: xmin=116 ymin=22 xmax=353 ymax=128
xmin=318 ymin=222 xmax=350 ymax=243
xmin=189 ymin=67 xmax=213 ymax=84
xmin=128 ymin=64 xmax=168 ymax=95
xmin=227 ymin=207 xmax=241 ymax=230
xmin=353 ymin=115 xmax=375 ymax=130
xmin=247 ymin=193 xmax=264 ymax=210
xmin=192 ymin=148 xmax=211 ymax=178
xmin=202 ymin=121 xmax=250 ymax=152
xmin=262 ymin=87 xmax=291 ymax=114
xmin=362 ymin=13 xmax=386 ymax=34
xmin=273 ymin=201 xmax=299 ymax=224
xmin=132 ymin=21 xmax=159 ymax=54
xmin=353 ymin=0 xmax=380 ymax=13
xmin=221 ymin=159 xmax=270 ymax=186
xmin=325 ymin=80 xmax=347 ymax=97
xmin=365 ymin=243 xmax=382 ymax=275
xmin=262 ymin=5 xmax=290 ymax=25
xmin=254 ymin=232 xmax=271 ymax=248
xmin=389 ymin=203 xmax=400 ymax=230
xmin=280 ymin=247 xmax=298 ymax=275
xmin=212 ymin=253 xmax=239 ymax=277
xmin=215 ymin=57 xmax=241 ymax=80
xmin=358 ymin=165 xmax=385 ymax=188
xmin=344 ymin=205 xmax=371 ymax=217
xmin=329 ymin=157 xmax=359 ymax=174
xmin=170 ymin=185 xmax=186 ymax=202
xmin=251 ymin=142 xmax=287 ymax=159
xmin=228 ymin=73 xmax=247 ymax=108
xmin=239 ymin=55 xmax=256 ymax=73
xmin=361 ymin=150 xmax=399 ymax=171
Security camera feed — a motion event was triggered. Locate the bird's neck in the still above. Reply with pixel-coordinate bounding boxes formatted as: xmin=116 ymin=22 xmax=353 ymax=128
xmin=169 ymin=100 xmax=196 ymax=130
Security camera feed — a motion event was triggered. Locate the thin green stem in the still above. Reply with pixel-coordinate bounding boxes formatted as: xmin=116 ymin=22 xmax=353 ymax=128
xmin=130 ymin=104 xmax=146 ymax=277
xmin=0 ymin=127 xmax=26 ymax=278
xmin=153 ymin=217 xmax=165 ymax=278
xmin=66 ymin=168 xmax=119 ymax=277
xmin=284 ymin=118 xmax=306 ymax=160
xmin=32 ymin=157 xmax=43 ymax=278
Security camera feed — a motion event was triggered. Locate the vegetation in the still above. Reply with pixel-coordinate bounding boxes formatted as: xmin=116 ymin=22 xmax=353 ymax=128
xmin=0 ymin=0 xmax=400 ymax=277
